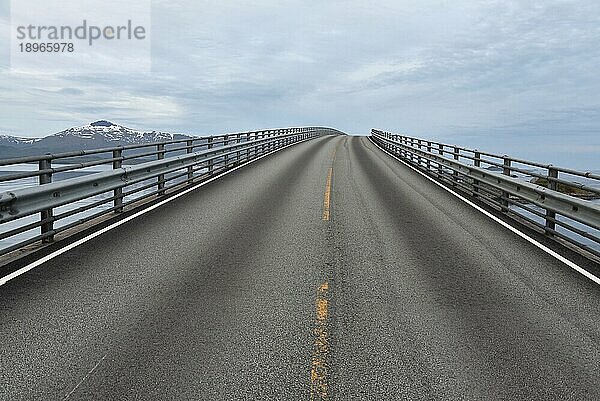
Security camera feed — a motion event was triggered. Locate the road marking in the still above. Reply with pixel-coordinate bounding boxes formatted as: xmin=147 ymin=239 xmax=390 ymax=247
xmin=322 ymin=168 xmax=333 ymax=221
xmin=322 ymin=144 xmax=339 ymax=221
xmin=0 ymin=139 xmax=313 ymax=288
xmin=310 ymin=281 xmax=330 ymax=400
xmin=314 ymin=143 xmax=339 ymax=396
xmin=369 ymin=137 xmax=600 ymax=286
xmin=63 ymin=353 xmax=107 ymax=400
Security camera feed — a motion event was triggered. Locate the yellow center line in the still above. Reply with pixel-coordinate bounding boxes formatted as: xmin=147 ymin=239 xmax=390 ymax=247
xmin=322 ymin=168 xmax=333 ymax=221
xmin=310 ymin=281 xmax=330 ymax=400
xmin=312 ymin=141 xmax=340 ymax=398
xmin=322 ymin=144 xmax=339 ymax=221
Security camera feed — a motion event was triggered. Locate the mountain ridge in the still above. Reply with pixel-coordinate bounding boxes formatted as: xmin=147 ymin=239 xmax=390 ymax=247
xmin=0 ymin=121 xmax=195 ymax=159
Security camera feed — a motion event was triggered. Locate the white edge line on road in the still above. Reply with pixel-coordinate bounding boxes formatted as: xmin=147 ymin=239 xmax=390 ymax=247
xmin=0 ymin=139 xmax=313 ymax=287
xmin=368 ymin=136 xmax=600 ymax=286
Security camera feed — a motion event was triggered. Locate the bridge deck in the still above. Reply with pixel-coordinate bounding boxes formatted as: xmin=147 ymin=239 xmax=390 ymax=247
xmin=1 ymin=135 xmax=599 ymax=399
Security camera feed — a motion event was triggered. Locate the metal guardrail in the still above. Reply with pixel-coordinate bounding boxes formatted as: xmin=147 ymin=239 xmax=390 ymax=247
xmin=0 ymin=127 xmax=342 ymax=258
xmin=371 ymin=129 xmax=600 ymax=259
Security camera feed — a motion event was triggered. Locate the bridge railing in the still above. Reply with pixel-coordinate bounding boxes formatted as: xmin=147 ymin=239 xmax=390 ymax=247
xmin=0 ymin=127 xmax=341 ymax=259
xmin=371 ymin=129 xmax=600 ymax=259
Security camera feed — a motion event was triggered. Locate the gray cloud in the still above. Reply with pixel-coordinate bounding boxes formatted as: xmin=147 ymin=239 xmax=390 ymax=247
xmin=0 ymin=0 xmax=599 ymax=168
xmin=58 ymin=87 xmax=84 ymax=96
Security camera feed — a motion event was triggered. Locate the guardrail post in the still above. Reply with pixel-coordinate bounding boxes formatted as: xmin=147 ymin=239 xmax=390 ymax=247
xmin=207 ymin=137 xmax=214 ymax=174
xmin=398 ymin=137 xmax=401 ymax=157
xmin=501 ymin=156 xmax=512 ymax=211
xmin=438 ymin=144 xmax=443 ymax=177
xmin=426 ymin=141 xmax=432 ymax=171
xmin=545 ymin=167 xmax=558 ymax=235
xmin=246 ymin=132 xmax=251 ymax=161
xmin=265 ymin=131 xmax=270 ymax=153
xmin=224 ymin=134 xmax=229 ymax=168
xmin=473 ymin=151 xmax=481 ymax=197
xmin=401 ymin=137 xmax=406 ymax=159
xmin=39 ymin=158 xmax=54 ymax=243
xmin=236 ymin=133 xmax=241 ymax=165
xmin=113 ymin=149 xmax=123 ymax=212
xmin=186 ymin=140 xmax=194 ymax=184
xmin=157 ymin=144 xmax=165 ymax=196
xmin=452 ymin=146 xmax=459 ymax=186
xmin=401 ymin=136 xmax=406 ymax=158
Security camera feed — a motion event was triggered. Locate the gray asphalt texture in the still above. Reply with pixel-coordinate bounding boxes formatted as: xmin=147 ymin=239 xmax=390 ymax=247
xmin=1 ymin=135 xmax=599 ymax=400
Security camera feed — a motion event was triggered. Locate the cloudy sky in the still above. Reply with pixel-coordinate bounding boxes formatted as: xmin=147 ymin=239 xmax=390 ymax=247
xmin=1 ymin=0 xmax=599 ymax=168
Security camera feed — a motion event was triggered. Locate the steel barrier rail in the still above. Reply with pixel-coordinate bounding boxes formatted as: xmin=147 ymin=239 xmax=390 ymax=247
xmin=371 ymin=129 xmax=600 ymax=259
xmin=0 ymin=127 xmax=342 ymax=258
xmin=0 ymin=127 xmax=317 ymax=181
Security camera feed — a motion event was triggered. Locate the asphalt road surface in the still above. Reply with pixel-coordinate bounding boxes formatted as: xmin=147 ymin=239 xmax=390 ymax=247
xmin=1 ymin=135 xmax=599 ymax=400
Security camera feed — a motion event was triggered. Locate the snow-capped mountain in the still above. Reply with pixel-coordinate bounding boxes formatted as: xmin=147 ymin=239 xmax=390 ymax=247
xmin=0 ymin=121 xmax=195 ymax=159
xmin=52 ymin=120 xmax=191 ymax=144
xmin=0 ymin=134 xmax=40 ymax=145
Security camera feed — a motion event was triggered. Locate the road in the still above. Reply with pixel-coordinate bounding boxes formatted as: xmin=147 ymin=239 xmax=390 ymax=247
xmin=1 ymin=135 xmax=599 ymax=400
